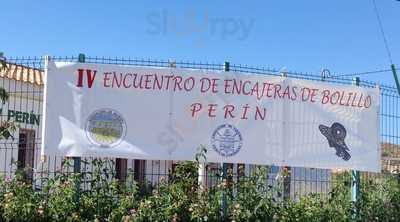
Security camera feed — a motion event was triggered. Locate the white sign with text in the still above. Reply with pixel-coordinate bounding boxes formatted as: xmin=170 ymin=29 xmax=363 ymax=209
xmin=42 ymin=61 xmax=381 ymax=172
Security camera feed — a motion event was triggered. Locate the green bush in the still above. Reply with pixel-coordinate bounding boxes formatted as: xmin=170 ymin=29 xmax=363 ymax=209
xmin=41 ymin=175 xmax=80 ymax=221
xmin=2 ymin=173 xmax=42 ymax=221
xmin=229 ymin=166 xmax=279 ymax=221
xmin=0 ymin=153 xmax=399 ymax=221
xmin=356 ymin=177 xmax=400 ymax=222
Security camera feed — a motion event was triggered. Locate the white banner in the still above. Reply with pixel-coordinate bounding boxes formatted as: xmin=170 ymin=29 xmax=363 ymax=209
xmin=42 ymin=61 xmax=381 ymax=172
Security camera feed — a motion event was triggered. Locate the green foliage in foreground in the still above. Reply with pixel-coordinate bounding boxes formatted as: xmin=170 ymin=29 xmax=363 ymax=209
xmin=0 ymin=151 xmax=399 ymax=222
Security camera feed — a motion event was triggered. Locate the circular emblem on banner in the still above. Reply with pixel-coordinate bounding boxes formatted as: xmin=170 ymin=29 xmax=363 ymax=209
xmin=85 ymin=109 xmax=126 ymax=148
xmin=211 ymin=124 xmax=243 ymax=157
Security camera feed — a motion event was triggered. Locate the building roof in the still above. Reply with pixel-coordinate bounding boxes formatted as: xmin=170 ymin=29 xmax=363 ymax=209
xmin=0 ymin=62 xmax=44 ymax=85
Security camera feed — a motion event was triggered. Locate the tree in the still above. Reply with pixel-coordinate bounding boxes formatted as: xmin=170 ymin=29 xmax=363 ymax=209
xmin=0 ymin=52 xmax=7 ymax=72
xmin=0 ymin=52 xmax=16 ymax=139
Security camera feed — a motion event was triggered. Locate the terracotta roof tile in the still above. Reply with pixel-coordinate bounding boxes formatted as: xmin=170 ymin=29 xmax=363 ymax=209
xmin=0 ymin=62 xmax=44 ymax=85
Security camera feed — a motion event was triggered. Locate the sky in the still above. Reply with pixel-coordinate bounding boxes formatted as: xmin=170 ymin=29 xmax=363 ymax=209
xmin=1 ymin=0 xmax=399 ymax=86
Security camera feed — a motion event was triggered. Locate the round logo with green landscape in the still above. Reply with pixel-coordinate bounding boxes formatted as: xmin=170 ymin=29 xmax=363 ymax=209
xmin=85 ymin=108 xmax=126 ymax=147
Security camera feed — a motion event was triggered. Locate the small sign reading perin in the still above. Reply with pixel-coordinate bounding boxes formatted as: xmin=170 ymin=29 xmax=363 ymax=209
xmin=0 ymin=109 xmax=40 ymax=126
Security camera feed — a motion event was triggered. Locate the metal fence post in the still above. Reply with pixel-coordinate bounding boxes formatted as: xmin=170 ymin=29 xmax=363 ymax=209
xmin=351 ymin=77 xmax=361 ymax=219
xmin=221 ymin=61 xmax=230 ymax=219
xmin=73 ymin=53 xmax=85 ymax=203
xmin=391 ymin=64 xmax=400 ymax=95
xmin=281 ymin=70 xmax=291 ymax=200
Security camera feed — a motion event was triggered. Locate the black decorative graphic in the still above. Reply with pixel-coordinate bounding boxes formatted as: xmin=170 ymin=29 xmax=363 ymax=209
xmin=319 ymin=122 xmax=351 ymax=161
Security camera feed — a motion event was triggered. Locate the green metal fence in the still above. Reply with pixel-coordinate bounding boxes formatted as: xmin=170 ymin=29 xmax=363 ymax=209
xmin=0 ymin=55 xmax=399 ymax=201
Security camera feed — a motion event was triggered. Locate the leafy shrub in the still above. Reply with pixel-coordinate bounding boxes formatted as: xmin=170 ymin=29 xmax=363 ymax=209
xmin=229 ymin=166 xmax=279 ymax=221
xmin=78 ymin=159 xmax=121 ymax=221
xmin=40 ymin=172 xmax=81 ymax=221
xmin=2 ymin=172 xmax=42 ymax=221
xmin=0 ymin=152 xmax=399 ymax=221
xmin=356 ymin=176 xmax=400 ymax=222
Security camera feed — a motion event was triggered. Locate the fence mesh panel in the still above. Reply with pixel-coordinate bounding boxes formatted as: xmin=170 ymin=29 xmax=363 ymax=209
xmin=0 ymin=56 xmax=398 ymax=198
